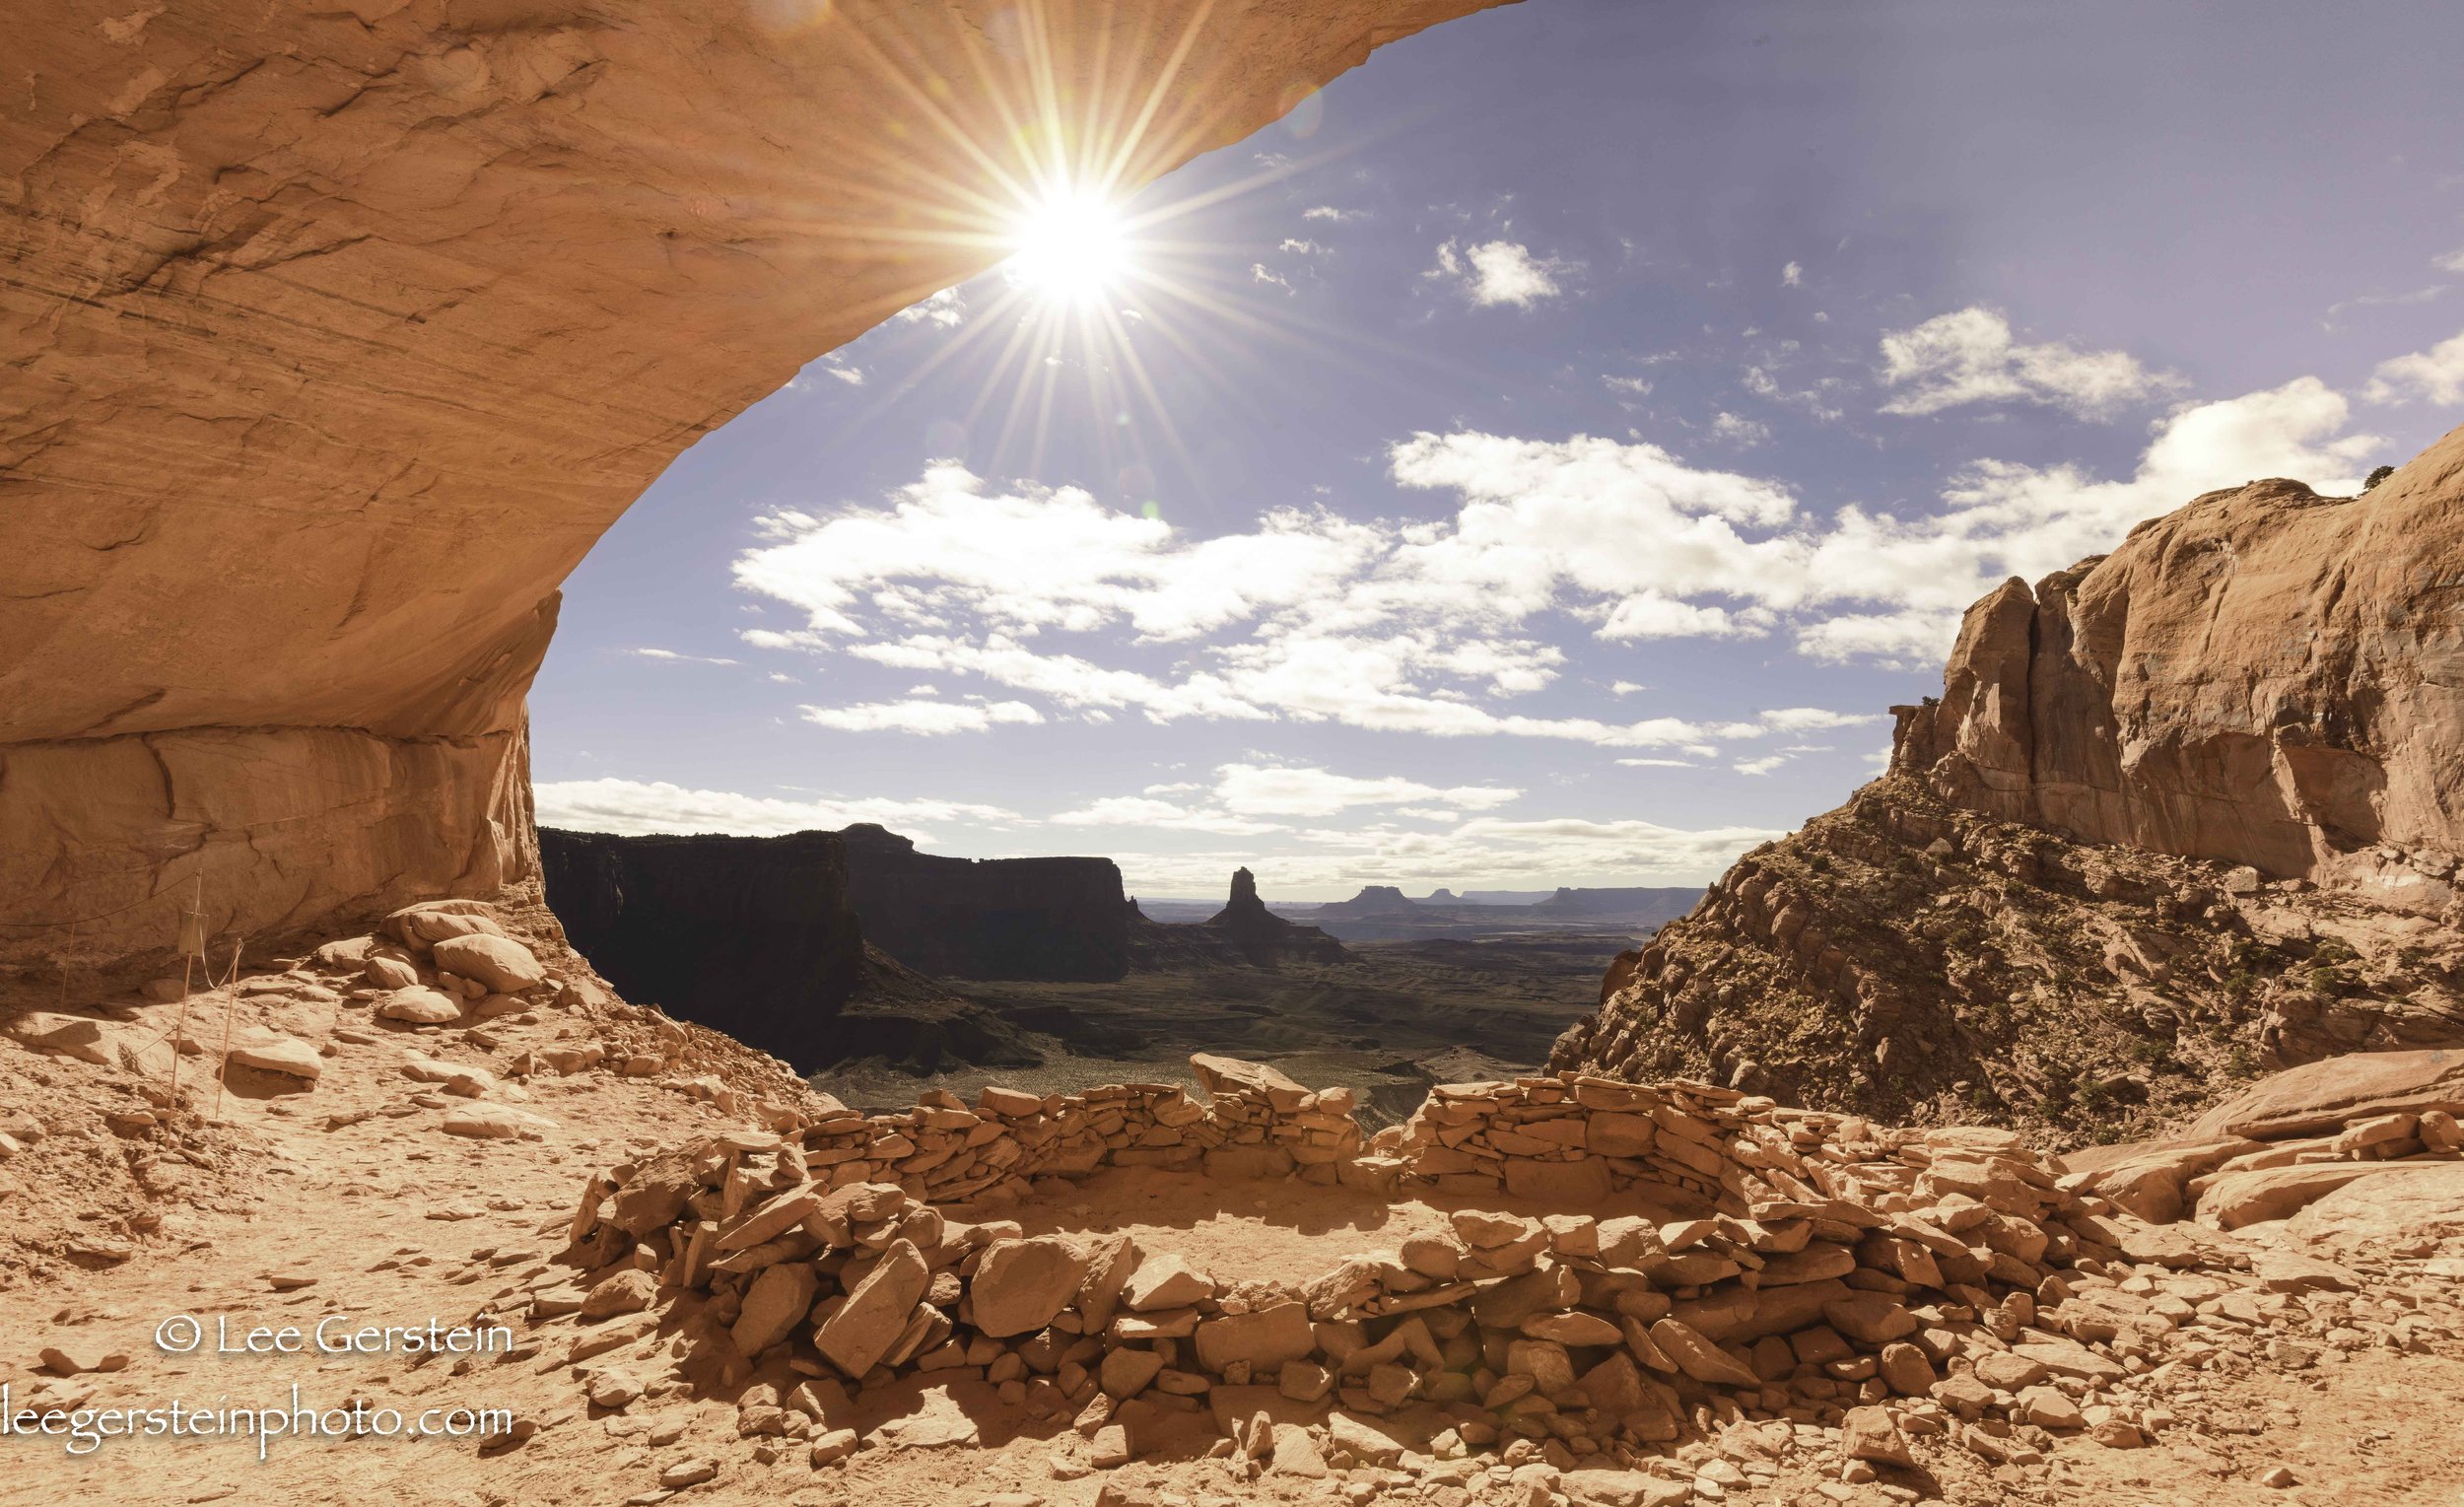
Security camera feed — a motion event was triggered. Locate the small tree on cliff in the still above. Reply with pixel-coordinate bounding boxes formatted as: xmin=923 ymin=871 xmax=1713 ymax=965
xmin=2364 ymin=464 xmax=2395 ymax=491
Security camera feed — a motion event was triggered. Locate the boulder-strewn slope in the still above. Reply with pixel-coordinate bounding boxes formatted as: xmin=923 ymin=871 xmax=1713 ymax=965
xmin=0 ymin=0 xmax=1506 ymax=973
xmin=1555 ymin=430 xmax=2464 ymax=1139
xmin=1553 ymin=776 xmax=2463 ymax=1138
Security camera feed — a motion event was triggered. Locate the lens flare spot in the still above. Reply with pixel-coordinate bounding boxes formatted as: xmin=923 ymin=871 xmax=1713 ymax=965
xmin=1005 ymin=188 xmax=1133 ymax=308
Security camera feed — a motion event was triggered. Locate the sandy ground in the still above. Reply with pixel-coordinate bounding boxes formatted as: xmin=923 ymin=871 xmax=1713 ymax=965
xmin=7 ymin=960 xmax=2464 ymax=1507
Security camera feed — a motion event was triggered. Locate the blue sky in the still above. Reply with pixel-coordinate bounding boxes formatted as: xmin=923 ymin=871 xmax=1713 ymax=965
xmin=531 ymin=0 xmax=2464 ymax=899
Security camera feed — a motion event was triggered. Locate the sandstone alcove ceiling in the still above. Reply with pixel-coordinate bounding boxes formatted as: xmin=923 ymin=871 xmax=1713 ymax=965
xmin=0 ymin=0 xmax=1508 ymax=968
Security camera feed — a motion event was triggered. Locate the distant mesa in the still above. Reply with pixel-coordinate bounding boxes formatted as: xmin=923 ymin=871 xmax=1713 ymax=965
xmin=1281 ymin=882 xmax=1701 ymax=942
xmin=1314 ymin=885 xmax=1423 ymax=920
xmin=1530 ymin=886 xmax=1698 ymax=919
xmin=834 ymin=823 xmax=1128 ymax=982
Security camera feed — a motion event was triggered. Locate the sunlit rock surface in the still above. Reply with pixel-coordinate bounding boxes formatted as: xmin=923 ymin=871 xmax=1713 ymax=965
xmin=1893 ymin=425 xmax=2464 ymax=904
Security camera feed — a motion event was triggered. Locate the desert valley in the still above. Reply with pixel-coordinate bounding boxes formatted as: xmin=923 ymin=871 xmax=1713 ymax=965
xmin=5 ymin=4 xmax=2464 ymax=1507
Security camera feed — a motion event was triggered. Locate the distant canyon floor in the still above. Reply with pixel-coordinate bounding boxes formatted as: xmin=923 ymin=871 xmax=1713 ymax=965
xmin=814 ymin=935 xmax=1628 ymax=1123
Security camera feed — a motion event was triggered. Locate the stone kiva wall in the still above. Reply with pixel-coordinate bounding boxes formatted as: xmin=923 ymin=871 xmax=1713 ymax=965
xmin=546 ymin=1050 xmax=2409 ymax=1480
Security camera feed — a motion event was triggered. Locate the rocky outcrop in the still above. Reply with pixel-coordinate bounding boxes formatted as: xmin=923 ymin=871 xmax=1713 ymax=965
xmin=1892 ymin=425 xmax=2464 ymax=909
xmin=1555 ymin=430 xmax=2464 ymax=1136
xmin=0 ymin=0 xmax=1505 ymax=974
xmin=1129 ymin=869 xmax=1349 ymax=969
xmin=837 ymin=826 xmax=1130 ymax=983
xmin=2064 ymin=1047 xmax=2464 ymax=1231
xmin=1551 ymin=774 xmax=2464 ymax=1138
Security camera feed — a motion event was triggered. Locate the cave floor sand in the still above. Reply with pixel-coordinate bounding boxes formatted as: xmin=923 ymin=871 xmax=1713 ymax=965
xmin=7 ymin=967 xmax=2464 ymax=1507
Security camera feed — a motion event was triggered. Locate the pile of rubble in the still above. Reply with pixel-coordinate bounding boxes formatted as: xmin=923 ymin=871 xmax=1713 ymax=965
xmin=529 ymin=1051 xmax=2464 ymax=1502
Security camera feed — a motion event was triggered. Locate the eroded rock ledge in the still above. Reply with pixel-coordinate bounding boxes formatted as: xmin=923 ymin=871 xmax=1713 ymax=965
xmin=0 ymin=0 xmax=1505 ymax=971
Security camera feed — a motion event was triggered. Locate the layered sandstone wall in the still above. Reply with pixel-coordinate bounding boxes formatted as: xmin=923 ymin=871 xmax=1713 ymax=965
xmin=1892 ymin=425 xmax=2464 ymax=905
xmin=0 ymin=0 xmax=1505 ymax=971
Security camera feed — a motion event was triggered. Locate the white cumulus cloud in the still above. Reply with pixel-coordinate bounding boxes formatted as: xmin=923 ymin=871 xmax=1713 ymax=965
xmin=1427 ymin=240 xmax=1572 ymax=308
xmin=1879 ymin=307 xmax=2181 ymax=418
xmin=894 ymin=287 xmax=966 ymax=328
xmin=629 ymin=648 xmax=739 ymax=666
xmin=1211 ymin=763 xmax=1521 ymax=818
xmin=2361 ymin=326 xmax=2464 ymax=406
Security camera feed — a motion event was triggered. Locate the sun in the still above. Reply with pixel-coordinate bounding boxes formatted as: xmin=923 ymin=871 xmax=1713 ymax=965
xmin=1003 ymin=187 xmax=1134 ymax=308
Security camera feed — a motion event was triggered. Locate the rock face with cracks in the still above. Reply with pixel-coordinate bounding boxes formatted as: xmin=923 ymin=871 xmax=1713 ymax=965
xmin=0 ymin=0 xmax=1507 ymax=973
xmin=1892 ymin=427 xmax=2464 ymax=903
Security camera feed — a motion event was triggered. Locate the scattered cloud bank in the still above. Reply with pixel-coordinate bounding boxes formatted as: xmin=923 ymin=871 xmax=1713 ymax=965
xmin=532 ymin=779 xmax=1019 ymax=840
xmin=1003 ymin=761 xmax=1522 ymax=836
xmin=1212 ymin=763 xmax=1520 ymax=817
xmin=733 ymin=450 xmax=1891 ymax=745
xmin=628 ymin=648 xmax=739 ymax=666
xmin=800 ymin=698 xmax=1045 ymax=734
xmin=1878 ymin=307 xmax=2180 ymax=418
xmin=1427 ymin=240 xmax=1572 ymax=308
xmin=736 ymin=359 xmax=2383 ymax=737
xmin=2362 ymin=326 xmax=2464 ymax=406
xmin=1049 ymin=796 xmax=1285 ymax=836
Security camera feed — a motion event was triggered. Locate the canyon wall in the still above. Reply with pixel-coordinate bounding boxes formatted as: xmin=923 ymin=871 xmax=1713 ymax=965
xmin=836 ymin=825 xmax=1131 ymax=983
xmin=0 ymin=0 xmax=1505 ymax=973
xmin=539 ymin=828 xmax=866 ymax=1067
xmin=1892 ymin=425 xmax=2464 ymax=907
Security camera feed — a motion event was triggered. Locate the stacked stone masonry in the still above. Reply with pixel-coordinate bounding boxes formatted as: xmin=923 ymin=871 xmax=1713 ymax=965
xmin=548 ymin=1050 xmax=2464 ymax=1489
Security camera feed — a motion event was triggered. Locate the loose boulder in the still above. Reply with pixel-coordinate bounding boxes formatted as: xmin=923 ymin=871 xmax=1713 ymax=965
xmin=970 ymin=1237 xmax=1090 ymax=1338
xmin=430 ymin=933 xmax=547 ymax=994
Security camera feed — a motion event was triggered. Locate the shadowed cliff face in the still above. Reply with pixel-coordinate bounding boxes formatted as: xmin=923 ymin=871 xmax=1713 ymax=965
xmin=835 ymin=825 xmax=1131 ymax=983
xmin=0 ymin=0 xmax=1508 ymax=972
xmin=1893 ymin=425 xmax=2464 ymax=908
xmin=537 ymin=824 xmax=1138 ymax=1062
xmin=538 ymin=829 xmax=865 ymax=1067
